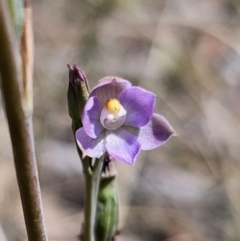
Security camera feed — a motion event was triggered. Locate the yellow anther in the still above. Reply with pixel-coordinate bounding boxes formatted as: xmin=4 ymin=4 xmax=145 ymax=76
xmin=106 ymin=98 xmax=121 ymax=114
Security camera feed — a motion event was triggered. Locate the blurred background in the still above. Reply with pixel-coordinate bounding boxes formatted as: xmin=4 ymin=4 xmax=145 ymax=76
xmin=1 ymin=0 xmax=240 ymax=240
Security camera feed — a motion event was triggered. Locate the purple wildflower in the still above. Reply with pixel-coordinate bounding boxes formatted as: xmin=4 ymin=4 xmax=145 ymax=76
xmin=76 ymin=77 xmax=175 ymax=165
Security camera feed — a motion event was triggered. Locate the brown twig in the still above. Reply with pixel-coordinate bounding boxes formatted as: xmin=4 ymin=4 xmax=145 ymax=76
xmin=0 ymin=0 xmax=48 ymax=240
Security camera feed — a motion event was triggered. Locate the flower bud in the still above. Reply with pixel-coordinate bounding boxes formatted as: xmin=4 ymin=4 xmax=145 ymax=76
xmin=67 ymin=64 xmax=89 ymax=131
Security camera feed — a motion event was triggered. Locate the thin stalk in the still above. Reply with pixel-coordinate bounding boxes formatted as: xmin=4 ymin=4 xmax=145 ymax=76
xmin=72 ymin=121 xmax=102 ymax=241
xmin=84 ymin=157 xmax=104 ymax=241
xmin=0 ymin=1 xmax=47 ymax=240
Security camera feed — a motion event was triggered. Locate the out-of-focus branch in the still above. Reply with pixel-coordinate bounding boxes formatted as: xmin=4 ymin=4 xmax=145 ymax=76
xmin=0 ymin=0 xmax=48 ymax=240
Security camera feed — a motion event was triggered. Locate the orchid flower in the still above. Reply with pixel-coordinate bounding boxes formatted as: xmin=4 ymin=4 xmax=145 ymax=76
xmin=76 ymin=77 xmax=175 ymax=165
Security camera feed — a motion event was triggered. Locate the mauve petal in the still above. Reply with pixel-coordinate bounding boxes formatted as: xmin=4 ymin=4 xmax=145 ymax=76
xmin=76 ymin=128 xmax=106 ymax=158
xmin=89 ymin=77 xmax=132 ymax=104
xmin=82 ymin=96 xmax=104 ymax=138
xmin=133 ymin=113 xmax=175 ymax=150
xmin=119 ymin=87 xmax=156 ymax=127
xmin=105 ymin=128 xmax=141 ymax=165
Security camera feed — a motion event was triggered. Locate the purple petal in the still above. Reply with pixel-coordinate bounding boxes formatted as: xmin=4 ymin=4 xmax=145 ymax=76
xmin=82 ymin=96 xmax=104 ymax=138
xmin=119 ymin=87 xmax=156 ymax=127
xmin=105 ymin=128 xmax=141 ymax=165
xmin=89 ymin=77 xmax=132 ymax=104
xmin=135 ymin=113 xmax=175 ymax=150
xmin=76 ymin=128 xmax=106 ymax=158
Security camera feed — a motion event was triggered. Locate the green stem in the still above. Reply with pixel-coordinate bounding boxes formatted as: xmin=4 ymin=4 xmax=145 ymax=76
xmin=72 ymin=121 xmax=102 ymax=241
xmin=0 ymin=1 xmax=47 ymax=240
xmin=84 ymin=157 xmax=104 ymax=241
